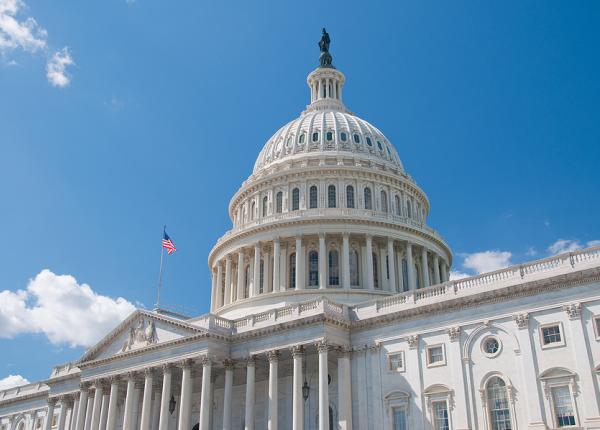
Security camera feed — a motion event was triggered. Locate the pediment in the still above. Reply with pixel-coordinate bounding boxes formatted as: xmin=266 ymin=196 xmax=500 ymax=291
xmin=80 ymin=310 xmax=205 ymax=363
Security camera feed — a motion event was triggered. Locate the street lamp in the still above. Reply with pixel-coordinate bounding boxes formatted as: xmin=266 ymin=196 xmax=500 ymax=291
xmin=169 ymin=395 xmax=176 ymax=415
xmin=302 ymin=379 xmax=310 ymax=401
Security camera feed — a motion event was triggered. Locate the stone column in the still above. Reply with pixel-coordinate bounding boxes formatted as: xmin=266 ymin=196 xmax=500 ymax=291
xmin=177 ymin=360 xmax=192 ymax=430
xmin=237 ymin=249 xmax=245 ymax=299
xmin=441 ymin=261 xmax=449 ymax=282
xmin=83 ymin=396 xmax=93 ymax=430
xmin=512 ymin=314 xmax=545 ymax=429
xmin=158 ymin=365 xmax=172 ymax=430
xmin=317 ymin=342 xmax=330 ymax=430
xmin=421 ymin=247 xmax=430 ymax=288
xmin=44 ymin=399 xmax=56 ymax=430
xmin=58 ymin=398 xmax=69 ymax=430
xmin=105 ymin=378 xmax=119 ymax=430
xmin=150 ymin=388 xmax=161 ymax=430
xmin=446 ymin=327 xmax=469 ymax=430
xmin=253 ymin=244 xmax=261 ymax=297
xmin=267 ymin=351 xmax=279 ymax=430
xmin=291 ymin=346 xmax=304 ymax=430
xmin=122 ymin=375 xmax=136 ymax=430
xmin=342 ymin=234 xmax=350 ymax=289
xmin=564 ymin=303 xmax=600 ymax=423
xmin=98 ymin=393 xmax=109 ymax=430
xmin=222 ymin=360 xmax=234 ymax=430
xmin=198 ymin=358 xmax=212 ymax=430
xmin=75 ymin=385 xmax=89 ymax=430
xmin=405 ymin=242 xmax=415 ymax=290
xmin=264 ymin=248 xmax=270 ymax=293
xmin=224 ymin=256 xmax=232 ymax=305
xmin=244 ymin=357 xmax=256 ymax=430
xmin=216 ymin=264 xmax=223 ymax=308
xmin=365 ymin=235 xmax=374 ymax=290
xmin=337 ymin=348 xmax=352 ymax=430
xmin=387 ymin=238 xmax=397 ymax=292
xmin=139 ymin=370 xmax=154 ymax=430
xmin=295 ymin=237 xmax=303 ymax=290
xmin=432 ymin=254 xmax=441 ymax=285
xmin=319 ymin=233 xmax=327 ymax=289
xmin=396 ymin=249 xmax=404 ymax=292
xmin=210 ymin=269 xmax=217 ymax=312
xmin=90 ymin=383 xmax=104 ymax=430
xmin=70 ymin=397 xmax=79 ymax=430
xmin=273 ymin=238 xmax=281 ymax=292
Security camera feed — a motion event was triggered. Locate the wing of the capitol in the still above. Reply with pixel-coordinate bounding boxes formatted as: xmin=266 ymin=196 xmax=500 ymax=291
xmin=3 ymin=31 xmax=600 ymax=430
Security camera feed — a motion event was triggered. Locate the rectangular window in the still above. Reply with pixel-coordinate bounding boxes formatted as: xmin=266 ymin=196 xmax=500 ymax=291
xmin=388 ymin=352 xmax=405 ymax=372
xmin=432 ymin=401 xmax=450 ymax=430
xmin=552 ymin=386 xmax=576 ymax=427
xmin=541 ymin=324 xmax=563 ymax=347
xmin=594 ymin=316 xmax=600 ymax=340
xmin=393 ymin=408 xmax=407 ymax=430
xmin=427 ymin=345 xmax=445 ymax=367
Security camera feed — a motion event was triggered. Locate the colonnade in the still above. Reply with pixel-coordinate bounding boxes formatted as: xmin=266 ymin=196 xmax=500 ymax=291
xmin=211 ymin=234 xmax=450 ymax=310
xmin=33 ymin=344 xmax=349 ymax=430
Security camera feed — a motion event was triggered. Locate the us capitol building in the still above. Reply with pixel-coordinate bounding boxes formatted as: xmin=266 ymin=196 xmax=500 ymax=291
xmin=2 ymin=31 xmax=600 ymax=430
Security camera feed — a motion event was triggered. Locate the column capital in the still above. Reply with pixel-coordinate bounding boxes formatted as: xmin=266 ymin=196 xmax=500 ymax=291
xmin=563 ymin=302 xmax=582 ymax=320
xmin=48 ymin=398 xmax=58 ymax=407
xmin=200 ymin=356 xmax=212 ymax=367
xmin=513 ymin=313 xmax=529 ymax=329
xmin=161 ymin=363 xmax=174 ymax=374
xmin=143 ymin=368 xmax=155 ymax=378
xmin=318 ymin=232 xmax=325 ymax=239
xmin=107 ymin=375 xmax=120 ymax=384
xmin=316 ymin=341 xmax=329 ymax=353
xmin=124 ymin=371 xmax=137 ymax=381
xmin=79 ymin=382 xmax=90 ymax=392
xmin=290 ymin=345 xmax=304 ymax=358
xmin=273 ymin=236 xmax=280 ymax=243
xmin=337 ymin=346 xmax=352 ymax=358
xmin=266 ymin=350 xmax=280 ymax=362
xmin=178 ymin=358 xmax=193 ymax=369
xmin=245 ymin=355 xmax=256 ymax=367
xmin=407 ymin=334 xmax=419 ymax=349
xmin=447 ymin=326 xmax=461 ymax=342
xmin=223 ymin=359 xmax=235 ymax=370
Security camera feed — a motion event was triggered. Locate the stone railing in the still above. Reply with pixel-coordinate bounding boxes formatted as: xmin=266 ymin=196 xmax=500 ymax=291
xmin=353 ymin=246 xmax=600 ymax=320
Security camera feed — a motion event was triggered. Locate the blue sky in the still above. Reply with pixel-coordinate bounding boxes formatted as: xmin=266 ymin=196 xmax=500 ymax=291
xmin=1 ymin=1 xmax=599 ymax=385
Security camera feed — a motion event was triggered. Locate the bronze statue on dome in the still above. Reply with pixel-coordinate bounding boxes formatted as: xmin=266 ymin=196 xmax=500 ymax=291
xmin=318 ymin=28 xmax=334 ymax=68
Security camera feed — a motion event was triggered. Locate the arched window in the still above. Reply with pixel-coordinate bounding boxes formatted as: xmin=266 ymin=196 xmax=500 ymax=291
xmin=262 ymin=196 xmax=268 ymax=217
xmin=346 ymin=185 xmax=355 ymax=208
xmin=276 ymin=192 xmax=283 ymax=213
xmin=328 ymin=185 xmax=336 ymax=208
xmin=299 ymin=133 xmax=305 ymax=144
xmin=364 ymin=187 xmax=372 ymax=210
xmin=326 ymin=131 xmax=333 ymax=141
xmin=329 ymin=250 xmax=339 ymax=286
xmin=312 ymin=132 xmax=319 ymax=142
xmin=486 ymin=377 xmax=512 ymax=430
xmin=406 ymin=199 xmax=412 ymax=218
xmin=372 ymin=252 xmax=379 ymax=288
xmin=395 ymin=195 xmax=401 ymax=216
xmin=259 ymin=259 xmax=264 ymax=294
xmin=350 ymin=249 xmax=359 ymax=286
xmin=309 ymin=185 xmax=318 ymax=209
xmin=250 ymin=201 xmax=255 ymax=220
xmin=289 ymin=253 xmax=296 ymax=289
xmin=353 ymin=133 xmax=360 ymax=143
xmin=244 ymin=265 xmax=250 ymax=298
xmin=308 ymin=251 xmax=319 ymax=287
xmin=340 ymin=132 xmax=347 ymax=142
xmin=292 ymin=188 xmax=300 ymax=211
xmin=381 ymin=190 xmax=388 ymax=213
xmin=366 ymin=137 xmax=373 ymax=146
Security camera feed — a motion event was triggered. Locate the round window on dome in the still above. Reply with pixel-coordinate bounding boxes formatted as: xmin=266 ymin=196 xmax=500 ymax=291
xmin=482 ymin=337 xmax=501 ymax=357
xmin=340 ymin=132 xmax=347 ymax=142
xmin=326 ymin=131 xmax=333 ymax=141
xmin=312 ymin=132 xmax=319 ymax=142
xmin=366 ymin=137 xmax=373 ymax=146
xmin=353 ymin=133 xmax=360 ymax=144
xmin=377 ymin=140 xmax=383 ymax=150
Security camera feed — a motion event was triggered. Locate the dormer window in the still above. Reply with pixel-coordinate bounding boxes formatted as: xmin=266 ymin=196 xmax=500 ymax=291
xmin=340 ymin=132 xmax=347 ymax=142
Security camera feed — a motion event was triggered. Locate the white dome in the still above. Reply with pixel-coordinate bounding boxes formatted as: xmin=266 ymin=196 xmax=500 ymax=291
xmin=252 ymin=109 xmax=404 ymax=174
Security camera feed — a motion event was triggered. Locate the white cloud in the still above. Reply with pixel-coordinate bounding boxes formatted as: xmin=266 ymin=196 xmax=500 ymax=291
xmin=0 ymin=0 xmax=46 ymax=53
xmin=547 ymin=239 xmax=600 ymax=255
xmin=0 ymin=374 xmax=29 ymax=390
xmin=449 ymin=270 xmax=470 ymax=280
xmin=525 ymin=246 xmax=537 ymax=257
xmin=46 ymin=47 xmax=73 ymax=87
xmin=462 ymin=251 xmax=512 ymax=274
xmin=0 ymin=269 xmax=135 ymax=347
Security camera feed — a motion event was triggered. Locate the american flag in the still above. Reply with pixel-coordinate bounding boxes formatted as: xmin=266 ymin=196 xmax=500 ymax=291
xmin=162 ymin=230 xmax=177 ymax=254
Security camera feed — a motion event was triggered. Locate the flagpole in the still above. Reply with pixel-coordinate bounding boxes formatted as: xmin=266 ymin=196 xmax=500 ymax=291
xmin=156 ymin=225 xmax=166 ymax=310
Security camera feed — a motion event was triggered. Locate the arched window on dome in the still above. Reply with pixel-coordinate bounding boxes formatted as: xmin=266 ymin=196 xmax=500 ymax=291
xmin=485 ymin=377 xmax=513 ymax=430
xmin=262 ymin=196 xmax=268 ymax=217
xmin=406 ymin=199 xmax=412 ymax=218
xmin=329 ymin=250 xmax=339 ymax=286
xmin=381 ymin=190 xmax=388 ymax=213
xmin=326 ymin=131 xmax=333 ymax=141
xmin=366 ymin=137 xmax=373 ymax=147
xmin=328 ymin=185 xmax=336 ymax=208
xmin=309 ymin=185 xmax=318 ymax=209
xmin=292 ymin=188 xmax=300 ymax=211
xmin=353 ymin=133 xmax=360 ymax=144
xmin=312 ymin=132 xmax=319 ymax=142
xmin=250 ymin=201 xmax=255 ymax=220
xmin=372 ymin=252 xmax=379 ymax=289
xmin=395 ymin=195 xmax=402 ymax=216
xmin=350 ymin=248 xmax=359 ymax=286
xmin=308 ymin=251 xmax=319 ymax=287
xmin=244 ymin=265 xmax=250 ymax=298
xmin=346 ymin=185 xmax=355 ymax=208
xmin=259 ymin=259 xmax=265 ymax=294
xmin=276 ymin=192 xmax=283 ymax=214
xmin=289 ymin=253 xmax=296 ymax=289
xmin=364 ymin=187 xmax=372 ymax=210
xmin=340 ymin=132 xmax=348 ymax=142
xmin=299 ymin=133 xmax=305 ymax=144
